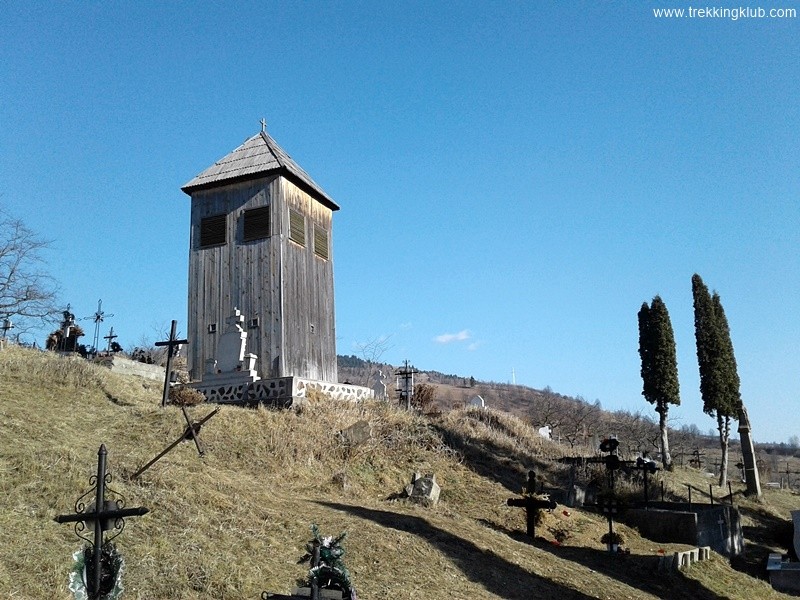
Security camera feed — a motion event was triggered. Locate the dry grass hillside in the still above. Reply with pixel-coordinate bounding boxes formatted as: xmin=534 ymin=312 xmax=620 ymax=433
xmin=1 ymin=346 xmax=798 ymax=599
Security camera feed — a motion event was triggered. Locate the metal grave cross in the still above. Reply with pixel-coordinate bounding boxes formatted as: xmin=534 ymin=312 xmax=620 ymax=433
xmin=506 ymin=470 xmax=557 ymax=538
xmin=155 ymin=319 xmax=188 ymax=407
xmin=54 ymin=444 xmax=148 ymax=599
xmin=131 ymin=405 xmax=220 ymax=479
xmin=82 ymin=299 xmax=114 ymax=356
xmin=689 ymin=447 xmax=706 ymax=469
xmin=103 ymin=327 xmax=118 ymax=352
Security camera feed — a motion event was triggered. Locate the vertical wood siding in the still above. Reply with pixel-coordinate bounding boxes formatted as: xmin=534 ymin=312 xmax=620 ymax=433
xmin=187 ymin=174 xmax=337 ymax=383
xmin=282 ymin=178 xmax=337 ymax=382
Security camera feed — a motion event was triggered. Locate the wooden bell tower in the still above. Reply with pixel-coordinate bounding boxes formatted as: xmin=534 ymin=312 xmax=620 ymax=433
xmin=181 ymin=125 xmax=339 ymax=383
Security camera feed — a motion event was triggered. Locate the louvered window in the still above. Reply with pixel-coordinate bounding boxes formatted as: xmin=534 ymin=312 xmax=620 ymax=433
xmin=243 ymin=206 xmax=270 ymax=242
xmin=314 ymin=225 xmax=329 ymax=260
xmin=289 ymin=209 xmax=305 ymax=246
xmin=199 ymin=214 xmax=226 ymax=248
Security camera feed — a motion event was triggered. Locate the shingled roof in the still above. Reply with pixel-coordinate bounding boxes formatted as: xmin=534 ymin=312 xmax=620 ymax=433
xmin=181 ymin=130 xmax=339 ymax=211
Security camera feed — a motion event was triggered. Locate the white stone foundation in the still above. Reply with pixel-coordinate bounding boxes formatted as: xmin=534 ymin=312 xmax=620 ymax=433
xmin=191 ymin=376 xmax=373 ymax=406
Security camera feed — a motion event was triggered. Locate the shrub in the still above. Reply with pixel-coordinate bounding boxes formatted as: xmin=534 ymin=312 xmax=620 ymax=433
xmin=600 ymin=531 xmax=625 ymax=545
xmin=169 ymin=385 xmax=206 ymax=406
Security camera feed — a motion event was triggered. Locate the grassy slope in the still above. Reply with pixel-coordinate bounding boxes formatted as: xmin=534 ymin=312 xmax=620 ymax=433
xmin=0 ymin=347 xmax=796 ymax=599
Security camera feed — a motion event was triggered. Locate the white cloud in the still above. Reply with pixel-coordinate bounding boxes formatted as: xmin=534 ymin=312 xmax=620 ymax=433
xmin=434 ymin=329 xmax=472 ymax=344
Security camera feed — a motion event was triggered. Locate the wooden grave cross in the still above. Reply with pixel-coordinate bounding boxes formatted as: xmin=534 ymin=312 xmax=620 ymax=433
xmin=507 ymin=470 xmax=557 ymax=538
xmin=155 ymin=319 xmax=188 ymax=407
xmin=55 ymin=444 xmax=149 ymax=599
xmin=131 ymin=405 xmax=220 ymax=480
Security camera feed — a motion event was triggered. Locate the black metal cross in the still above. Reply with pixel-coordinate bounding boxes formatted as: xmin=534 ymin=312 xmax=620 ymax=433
xmin=507 ymin=470 xmax=557 ymax=538
xmin=55 ymin=445 xmax=148 ymax=599
xmin=155 ymin=320 xmax=188 ymax=407
xmin=103 ymin=327 xmax=118 ymax=353
xmin=689 ymin=447 xmax=706 ymax=469
xmin=131 ymin=405 xmax=220 ymax=479
xmin=630 ymin=456 xmax=659 ymax=507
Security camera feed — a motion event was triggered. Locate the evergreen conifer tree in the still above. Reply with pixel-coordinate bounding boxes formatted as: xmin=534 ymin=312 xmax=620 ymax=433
xmin=638 ymin=295 xmax=680 ymax=470
xmin=692 ymin=274 xmax=742 ymax=488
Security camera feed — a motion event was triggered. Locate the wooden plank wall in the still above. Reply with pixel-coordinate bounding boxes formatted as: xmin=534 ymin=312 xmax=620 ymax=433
xmin=187 ymin=175 xmax=337 ymax=383
xmin=282 ymin=178 xmax=337 ymax=382
xmin=188 ymin=176 xmax=280 ymax=381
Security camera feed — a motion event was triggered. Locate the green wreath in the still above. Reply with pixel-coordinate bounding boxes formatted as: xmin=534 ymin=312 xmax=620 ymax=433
xmin=68 ymin=543 xmax=124 ymax=600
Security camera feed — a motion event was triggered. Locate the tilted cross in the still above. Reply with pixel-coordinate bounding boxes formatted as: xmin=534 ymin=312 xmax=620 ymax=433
xmin=155 ymin=320 xmax=188 ymax=407
xmin=507 ymin=470 xmax=557 ymax=538
xmin=261 ymin=118 xmax=267 ymax=132
xmin=55 ymin=445 xmax=148 ymax=599
xmin=131 ymin=405 xmax=220 ymax=480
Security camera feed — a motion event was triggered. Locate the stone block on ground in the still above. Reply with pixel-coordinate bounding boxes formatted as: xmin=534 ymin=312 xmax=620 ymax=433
xmin=405 ymin=472 xmax=441 ymax=507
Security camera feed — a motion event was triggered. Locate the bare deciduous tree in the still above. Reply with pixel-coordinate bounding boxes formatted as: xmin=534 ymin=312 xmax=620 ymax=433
xmin=560 ymin=398 xmax=602 ymax=450
xmin=353 ymin=335 xmax=393 ymax=388
xmin=0 ymin=212 xmax=59 ymax=333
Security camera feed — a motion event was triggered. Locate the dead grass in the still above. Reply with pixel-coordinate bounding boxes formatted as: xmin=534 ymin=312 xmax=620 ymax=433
xmin=0 ymin=345 xmax=797 ymax=599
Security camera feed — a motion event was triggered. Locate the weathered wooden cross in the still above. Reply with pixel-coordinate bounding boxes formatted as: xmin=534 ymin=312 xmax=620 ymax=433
xmin=155 ymin=319 xmax=188 ymax=407
xmin=131 ymin=405 xmax=220 ymax=479
xmin=54 ymin=444 xmax=148 ymax=599
xmin=506 ymin=470 xmax=557 ymax=538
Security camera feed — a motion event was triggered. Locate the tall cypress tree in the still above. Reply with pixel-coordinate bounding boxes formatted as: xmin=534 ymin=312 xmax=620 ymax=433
xmin=692 ymin=274 xmax=742 ymax=488
xmin=638 ymin=295 xmax=680 ymax=470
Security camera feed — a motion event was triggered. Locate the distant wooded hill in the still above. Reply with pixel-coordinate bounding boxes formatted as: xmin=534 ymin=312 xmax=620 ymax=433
xmin=336 ymin=355 xmax=799 ymax=475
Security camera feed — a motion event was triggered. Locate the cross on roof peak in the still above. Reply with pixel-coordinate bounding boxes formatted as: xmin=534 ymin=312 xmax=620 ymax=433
xmin=260 ymin=118 xmax=267 ymax=133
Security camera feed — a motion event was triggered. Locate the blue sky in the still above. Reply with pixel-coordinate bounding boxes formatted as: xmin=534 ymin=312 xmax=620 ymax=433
xmin=2 ymin=2 xmax=798 ymax=443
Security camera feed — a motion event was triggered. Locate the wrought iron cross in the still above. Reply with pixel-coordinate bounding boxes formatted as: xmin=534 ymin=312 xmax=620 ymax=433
xmin=155 ymin=320 xmax=188 ymax=407
xmin=82 ymin=299 xmax=114 ymax=356
xmin=55 ymin=445 xmax=148 ymax=599
xmin=506 ymin=470 xmax=557 ymax=538
xmin=131 ymin=405 xmax=220 ymax=479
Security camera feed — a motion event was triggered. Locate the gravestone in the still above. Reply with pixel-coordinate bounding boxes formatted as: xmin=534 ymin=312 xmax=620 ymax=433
xmin=468 ymin=395 xmax=486 ymax=409
xmin=195 ymin=309 xmax=260 ymax=403
xmin=737 ymin=405 xmax=762 ymax=497
xmin=214 ymin=309 xmax=249 ymax=372
xmin=338 ymin=420 xmax=371 ymax=447
xmin=766 ymin=510 xmax=800 ymax=593
xmin=371 ymin=370 xmax=387 ymax=400
xmin=405 ymin=472 xmax=440 ymax=507
xmin=794 ymin=510 xmax=800 ymax=559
